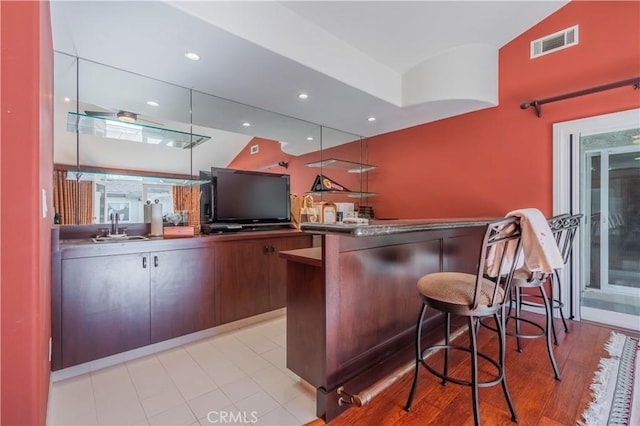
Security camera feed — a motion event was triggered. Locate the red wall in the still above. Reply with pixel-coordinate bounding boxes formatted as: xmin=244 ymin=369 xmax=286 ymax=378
xmin=1 ymin=2 xmax=53 ymax=425
xmin=367 ymin=0 xmax=640 ymax=219
xmin=230 ymin=1 xmax=639 ymax=220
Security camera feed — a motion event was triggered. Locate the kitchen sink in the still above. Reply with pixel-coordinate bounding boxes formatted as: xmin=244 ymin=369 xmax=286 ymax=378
xmin=91 ymin=235 xmax=150 ymax=243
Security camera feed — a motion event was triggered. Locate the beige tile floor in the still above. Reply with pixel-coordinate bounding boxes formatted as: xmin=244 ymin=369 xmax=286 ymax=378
xmin=47 ymin=316 xmax=317 ymax=426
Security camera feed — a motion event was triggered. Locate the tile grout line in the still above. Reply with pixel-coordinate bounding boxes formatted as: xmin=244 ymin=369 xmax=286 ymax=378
xmin=124 ymin=355 xmax=159 ymax=425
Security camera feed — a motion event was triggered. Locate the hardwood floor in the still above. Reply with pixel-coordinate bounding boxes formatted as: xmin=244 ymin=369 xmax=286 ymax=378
xmin=320 ymin=312 xmax=629 ymax=426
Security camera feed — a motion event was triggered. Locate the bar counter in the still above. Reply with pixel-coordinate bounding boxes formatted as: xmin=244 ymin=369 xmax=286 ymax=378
xmin=300 ymin=217 xmax=495 ymax=236
xmin=281 ymin=218 xmax=494 ymax=421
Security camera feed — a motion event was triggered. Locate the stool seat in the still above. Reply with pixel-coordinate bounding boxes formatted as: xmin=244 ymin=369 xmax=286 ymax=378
xmin=418 ymin=272 xmax=505 ymax=310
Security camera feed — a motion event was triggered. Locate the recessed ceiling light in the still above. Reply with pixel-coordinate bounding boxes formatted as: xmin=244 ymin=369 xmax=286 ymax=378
xmin=242 ymin=122 xmax=251 ymax=127
xmin=184 ymin=52 xmax=200 ymax=61
xmin=306 ymin=136 xmax=314 ymax=141
xmin=147 ymin=101 xmax=159 ymax=107
xmin=117 ymin=111 xmax=137 ymax=123
xmin=63 ymin=96 xmax=71 ymax=103
xmin=367 ymin=116 xmax=376 ymax=122
xmin=298 ymin=93 xmax=309 ymax=100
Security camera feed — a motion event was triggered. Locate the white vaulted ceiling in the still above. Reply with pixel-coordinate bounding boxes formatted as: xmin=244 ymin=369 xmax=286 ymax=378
xmin=50 ymin=1 xmax=567 ymax=142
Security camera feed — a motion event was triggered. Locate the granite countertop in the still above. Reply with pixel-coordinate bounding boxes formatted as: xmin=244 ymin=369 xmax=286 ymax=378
xmin=54 ymin=228 xmax=307 ymax=259
xmin=300 ymin=217 xmax=497 ymax=237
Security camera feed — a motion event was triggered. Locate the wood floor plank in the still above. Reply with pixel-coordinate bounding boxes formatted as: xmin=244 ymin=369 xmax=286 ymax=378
xmin=536 ymin=415 xmax=566 ymax=426
xmin=541 ymin=359 xmax=591 ymax=425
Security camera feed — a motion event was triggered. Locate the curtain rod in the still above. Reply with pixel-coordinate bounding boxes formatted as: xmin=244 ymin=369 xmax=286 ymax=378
xmin=520 ymin=77 xmax=640 ymax=117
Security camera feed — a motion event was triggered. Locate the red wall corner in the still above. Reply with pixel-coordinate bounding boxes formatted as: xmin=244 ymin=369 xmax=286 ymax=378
xmin=1 ymin=1 xmax=54 ymax=425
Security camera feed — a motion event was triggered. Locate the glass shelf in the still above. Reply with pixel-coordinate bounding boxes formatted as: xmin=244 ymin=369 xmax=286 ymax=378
xmin=67 ymin=112 xmax=210 ymax=149
xmin=306 ymin=158 xmax=376 ymax=198
xmin=305 ymin=158 xmax=376 ymax=173
xmin=65 ymin=169 xmax=209 ymax=186
xmin=307 ymin=191 xmax=376 ymax=198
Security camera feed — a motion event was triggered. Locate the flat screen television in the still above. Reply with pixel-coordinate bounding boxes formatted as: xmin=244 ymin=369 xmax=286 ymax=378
xmin=209 ymin=167 xmax=291 ymax=225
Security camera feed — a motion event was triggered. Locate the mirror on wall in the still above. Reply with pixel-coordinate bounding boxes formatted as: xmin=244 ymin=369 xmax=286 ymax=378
xmin=53 ymin=52 xmax=367 ymax=226
xmin=76 ymin=58 xmax=193 ymax=175
xmin=305 ymin=127 xmax=374 ymax=209
xmin=54 ymin=52 xmax=197 ymax=225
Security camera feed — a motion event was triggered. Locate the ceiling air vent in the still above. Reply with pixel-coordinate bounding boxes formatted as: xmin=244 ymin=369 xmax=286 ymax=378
xmin=530 ymin=25 xmax=579 ymax=59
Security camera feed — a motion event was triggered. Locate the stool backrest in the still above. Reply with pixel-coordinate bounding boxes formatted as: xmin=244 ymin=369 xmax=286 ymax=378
xmin=549 ymin=213 xmax=583 ymax=266
xmin=477 ymin=217 xmax=523 ymax=310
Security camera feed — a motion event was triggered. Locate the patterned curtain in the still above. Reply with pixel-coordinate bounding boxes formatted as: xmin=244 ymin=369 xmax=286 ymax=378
xmin=53 ymin=170 xmax=94 ymax=224
xmin=172 ymin=186 xmax=201 ymax=228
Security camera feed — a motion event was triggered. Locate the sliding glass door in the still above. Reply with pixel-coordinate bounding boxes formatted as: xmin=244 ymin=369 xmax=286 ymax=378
xmin=554 ymin=109 xmax=640 ymax=331
xmin=582 ymin=147 xmax=640 ymax=295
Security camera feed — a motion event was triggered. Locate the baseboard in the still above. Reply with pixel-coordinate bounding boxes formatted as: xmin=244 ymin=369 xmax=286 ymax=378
xmin=51 ymin=308 xmax=286 ymax=382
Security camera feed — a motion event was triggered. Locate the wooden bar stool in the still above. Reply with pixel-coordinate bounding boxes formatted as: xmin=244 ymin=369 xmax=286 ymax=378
xmin=405 ymin=217 xmax=523 ymax=426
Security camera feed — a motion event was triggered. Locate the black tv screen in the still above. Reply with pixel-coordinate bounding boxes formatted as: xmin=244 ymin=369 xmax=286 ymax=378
xmin=211 ymin=167 xmax=291 ymax=224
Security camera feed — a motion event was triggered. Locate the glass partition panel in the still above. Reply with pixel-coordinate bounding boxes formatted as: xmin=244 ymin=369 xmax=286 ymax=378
xmin=53 ymin=55 xmax=367 ymax=226
xmin=55 ymin=56 xmax=195 ymax=224
xmin=76 ymin=59 xmax=192 ymax=175
xmin=191 ymin=91 xmax=322 ymax=165
xmin=191 ymin=90 xmax=323 ymax=196
xmin=308 ymin=127 xmax=373 ymax=209
xmin=54 ymin=52 xmax=78 ymax=169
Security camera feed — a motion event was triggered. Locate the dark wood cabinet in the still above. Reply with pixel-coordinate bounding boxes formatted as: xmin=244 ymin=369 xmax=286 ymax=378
xmin=216 ymin=240 xmax=271 ymax=324
xmin=60 ymin=247 xmax=216 ymax=368
xmin=216 ymin=234 xmax=312 ymax=324
xmin=268 ymin=237 xmax=313 ymax=309
xmin=150 ymin=247 xmax=216 ymax=343
xmin=53 ymin=230 xmax=311 ymax=370
xmin=61 ymin=253 xmax=151 ymax=368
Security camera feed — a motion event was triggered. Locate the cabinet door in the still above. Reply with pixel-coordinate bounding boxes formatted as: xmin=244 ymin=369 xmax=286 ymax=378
xmin=150 ymin=247 xmax=216 ymax=343
xmin=61 ymin=253 xmax=150 ymax=368
xmin=269 ymin=235 xmax=313 ymax=309
xmin=216 ymin=241 xmax=271 ymax=324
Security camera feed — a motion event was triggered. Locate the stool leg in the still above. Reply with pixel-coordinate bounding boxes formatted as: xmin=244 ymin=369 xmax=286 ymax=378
xmin=515 ymin=287 xmax=523 ymax=353
xmin=549 ymin=274 xmax=559 ymax=345
xmin=405 ymin=302 xmax=428 ymax=411
xmin=495 ymin=310 xmax=518 ymax=422
xmin=468 ymin=316 xmax=481 ymax=426
xmin=554 ymin=269 xmax=569 ymax=333
xmin=540 ymin=286 xmax=561 ymax=380
xmin=443 ymin=312 xmax=450 ymax=386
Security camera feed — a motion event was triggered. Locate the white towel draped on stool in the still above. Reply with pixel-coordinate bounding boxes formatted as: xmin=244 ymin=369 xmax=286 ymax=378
xmin=506 ymin=208 xmax=563 ymax=273
xmin=485 ymin=220 xmax=522 ymax=277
